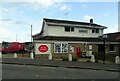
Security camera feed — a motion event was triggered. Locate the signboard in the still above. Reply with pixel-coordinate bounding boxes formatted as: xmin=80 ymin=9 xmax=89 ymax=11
xmin=35 ymin=43 xmax=51 ymax=54
xmin=89 ymin=45 xmax=92 ymax=50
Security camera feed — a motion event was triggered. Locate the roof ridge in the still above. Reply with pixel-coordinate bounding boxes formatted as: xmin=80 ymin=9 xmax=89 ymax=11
xmin=43 ymin=18 xmax=107 ymax=28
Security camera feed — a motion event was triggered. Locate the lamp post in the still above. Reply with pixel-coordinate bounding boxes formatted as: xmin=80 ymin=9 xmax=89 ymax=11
xmin=98 ymin=35 xmax=107 ymax=64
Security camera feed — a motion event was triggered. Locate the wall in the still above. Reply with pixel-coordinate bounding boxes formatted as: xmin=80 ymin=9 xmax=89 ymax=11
xmin=34 ymin=42 xmax=98 ymax=59
xmin=47 ymin=25 xmax=103 ymax=38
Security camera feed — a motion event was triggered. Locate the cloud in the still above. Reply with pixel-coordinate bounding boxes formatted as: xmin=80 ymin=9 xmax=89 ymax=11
xmin=0 ymin=18 xmax=26 ymax=25
xmin=0 ymin=28 xmax=16 ymax=42
xmin=81 ymin=4 xmax=87 ymax=9
xmin=0 ymin=0 xmax=60 ymax=11
xmin=0 ymin=7 xmax=15 ymax=13
xmin=98 ymin=13 xmax=111 ymax=18
xmin=60 ymin=4 xmax=71 ymax=12
xmin=22 ymin=0 xmax=56 ymax=10
xmin=0 ymin=7 xmax=15 ymax=17
xmin=0 ymin=19 xmax=11 ymax=21
xmin=0 ymin=18 xmax=28 ymax=42
xmin=16 ymin=0 xmax=62 ymax=10
xmin=0 ymin=0 xmax=119 ymax=2
xmin=0 ymin=20 xmax=15 ymax=42
xmin=32 ymin=20 xmax=43 ymax=35
xmin=83 ymin=15 xmax=94 ymax=22
xmin=104 ymin=23 xmax=118 ymax=34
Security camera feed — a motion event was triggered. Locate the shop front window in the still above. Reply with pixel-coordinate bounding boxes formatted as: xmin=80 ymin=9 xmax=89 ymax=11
xmin=54 ymin=43 xmax=68 ymax=53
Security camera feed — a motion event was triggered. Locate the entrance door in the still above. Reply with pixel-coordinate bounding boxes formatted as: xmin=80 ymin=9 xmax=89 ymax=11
xmin=76 ymin=47 xmax=81 ymax=58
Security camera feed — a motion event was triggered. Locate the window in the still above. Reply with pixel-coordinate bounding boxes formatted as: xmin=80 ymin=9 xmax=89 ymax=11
xmin=92 ymin=29 xmax=99 ymax=33
xmin=109 ymin=44 xmax=115 ymax=52
xmin=64 ymin=26 xmax=74 ymax=32
xmin=65 ymin=26 xmax=70 ymax=32
xmin=54 ymin=43 xmax=68 ymax=53
xmin=92 ymin=29 xmax=95 ymax=33
xmin=71 ymin=27 xmax=74 ymax=32
xmin=54 ymin=43 xmax=61 ymax=53
xmin=96 ymin=29 xmax=99 ymax=33
xmin=79 ymin=29 xmax=87 ymax=33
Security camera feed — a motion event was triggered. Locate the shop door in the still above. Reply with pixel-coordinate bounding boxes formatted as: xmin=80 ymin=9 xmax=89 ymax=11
xmin=76 ymin=47 xmax=81 ymax=58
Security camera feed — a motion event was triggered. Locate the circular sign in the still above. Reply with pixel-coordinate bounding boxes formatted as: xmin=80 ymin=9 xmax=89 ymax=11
xmin=38 ymin=45 xmax=48 ymax=53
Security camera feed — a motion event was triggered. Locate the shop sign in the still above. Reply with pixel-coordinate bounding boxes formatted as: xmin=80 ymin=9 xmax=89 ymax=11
xmin=35 ymin=44 xmax=51 ymax=54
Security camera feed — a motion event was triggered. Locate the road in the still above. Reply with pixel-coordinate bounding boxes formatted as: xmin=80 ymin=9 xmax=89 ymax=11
xmin=2 ymin=64 xmax=119 ymax=79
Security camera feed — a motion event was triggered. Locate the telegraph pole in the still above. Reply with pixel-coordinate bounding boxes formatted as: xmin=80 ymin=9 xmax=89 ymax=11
xmin=16 ymin=34 xmax=17 ymax=42
xmin=31 ymin=25 xmax=32 ymax=42
xmin=30 ymin=25 xmax=35 ymax=58
xmin=102 ymin=35 xmax=107 ymax=64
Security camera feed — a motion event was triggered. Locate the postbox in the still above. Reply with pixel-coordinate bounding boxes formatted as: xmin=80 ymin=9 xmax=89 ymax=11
xmin=76 ymin=47 xmax=81 ymax=58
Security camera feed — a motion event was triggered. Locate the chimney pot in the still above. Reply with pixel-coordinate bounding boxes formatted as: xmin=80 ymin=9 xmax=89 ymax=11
xmin=90 ymin=18 xmax=93 ymax=23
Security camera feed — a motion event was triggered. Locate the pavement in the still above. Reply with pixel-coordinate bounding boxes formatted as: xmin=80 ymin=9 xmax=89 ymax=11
xmin=0 ymin=58 xmax=120 ymax=72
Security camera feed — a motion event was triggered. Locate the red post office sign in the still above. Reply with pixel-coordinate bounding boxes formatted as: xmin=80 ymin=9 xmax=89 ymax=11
xmin=35 ymin=43 xmax=51 ymax=54
xmin=38 ymin=45 xmax=48 ymax=53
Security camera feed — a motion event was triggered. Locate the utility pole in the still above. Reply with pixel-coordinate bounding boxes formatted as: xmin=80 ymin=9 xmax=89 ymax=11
xmin=30 ymin=25 xmax=35 ymax=58
xmin=31 ymin=25 xmax=32 ymax=42
xmin=98 ymin=35 xmax=107 ymax=64
xmin=103 ymin=40 xmax=106 ymax=64
xmin=16 ymin=34 xmax=17 ymax=42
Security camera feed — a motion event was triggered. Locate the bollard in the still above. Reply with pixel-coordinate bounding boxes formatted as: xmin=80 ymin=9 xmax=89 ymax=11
xmin=30 ymin=52 xmax=34 ymax=59
xmin=115 ymin=56 xmax=120 ymax=64
xmin=48 ymin=54 xmax=52 ymax=60
xmin=14 ymin=53 xmax=17 ymax=58
xmin=91 ymin=55 xmax=95 ymax=62
xmin=68 ymin=54 xmax=72 ymax=61
xmin=0 ymin=52 xmax=2 ymax=58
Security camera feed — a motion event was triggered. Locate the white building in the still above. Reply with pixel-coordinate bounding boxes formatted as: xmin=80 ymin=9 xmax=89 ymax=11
xmin=33 ymin=18 xmax=107 ymax=59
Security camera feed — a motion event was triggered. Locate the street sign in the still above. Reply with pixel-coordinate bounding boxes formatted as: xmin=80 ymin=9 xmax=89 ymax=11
xmin=35 ymin=44 xmax=51 ymax=54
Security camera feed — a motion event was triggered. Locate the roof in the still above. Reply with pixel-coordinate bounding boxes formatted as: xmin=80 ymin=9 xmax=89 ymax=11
xmin=33 ymin=18 xmax=108 ymax=42
xmin=43 ymin=18 xmax=107 ymax=29
xmin=104 ymin=32 xmax=120 ymax=42
xmin=33 ymin=32 xmax=120 ymax=43
xmin=33 ymin=36 xmax=102 ymax=42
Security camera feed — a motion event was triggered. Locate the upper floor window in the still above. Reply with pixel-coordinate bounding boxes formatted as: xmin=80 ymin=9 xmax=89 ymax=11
xmin=79 ymin=29 xmax=88 ymax=33
xmin=92 ymin=29 xmax=99 ymax=33
xmin=64 ymin=26 xmax=74 ymax=32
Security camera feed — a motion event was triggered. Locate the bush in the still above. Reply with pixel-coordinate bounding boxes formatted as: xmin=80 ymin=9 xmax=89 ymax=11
xmin=61 ymin=56 xmax=77 ymax=61
xmin=93 ymin=52 xmax=117 ymax=63
xmin=61 ymin=56 xmax=68 ymax=61
xmin=86 ymin=60 xmax=91 ymax=62
xmin=72 ymin=56 xmax=77 ymax=61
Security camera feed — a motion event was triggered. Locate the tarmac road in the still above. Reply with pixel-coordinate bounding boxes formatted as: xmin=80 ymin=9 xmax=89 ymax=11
xmin=2 ymin=64 xmax=119 ymax=79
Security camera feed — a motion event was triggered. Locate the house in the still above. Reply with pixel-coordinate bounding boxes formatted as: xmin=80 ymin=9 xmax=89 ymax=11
xmin=104 ymin=32 xmax=120 ymax=55
xmin=33 ymin=18 xmax=107 ymax=59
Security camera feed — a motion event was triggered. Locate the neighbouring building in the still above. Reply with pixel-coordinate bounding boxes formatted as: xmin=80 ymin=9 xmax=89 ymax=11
xmin=33 ymin=18 xmax=107 ymax=59
xmin=104 ymin=32 xmax=120 ymax=56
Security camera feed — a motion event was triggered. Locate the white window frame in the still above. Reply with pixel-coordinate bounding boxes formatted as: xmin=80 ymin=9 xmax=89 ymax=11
xmin=64 ymin=26 xmax=74 ymax=32
xmin=54 ymin=43 xmax=68 ymax=53
xmin=92 ymin=29 xmax=99 ymax=33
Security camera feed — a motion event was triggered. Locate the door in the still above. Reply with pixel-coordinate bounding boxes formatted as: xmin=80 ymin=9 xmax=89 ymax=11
xmin=76 ymin=47 xmax=81 ymax=58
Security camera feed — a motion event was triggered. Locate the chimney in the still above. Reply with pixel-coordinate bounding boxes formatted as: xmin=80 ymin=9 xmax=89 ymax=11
xmin=90 ymin=18 xmax=93 ymax=23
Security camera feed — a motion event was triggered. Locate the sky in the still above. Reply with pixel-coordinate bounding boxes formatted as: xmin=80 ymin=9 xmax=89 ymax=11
xmin=0 ymin=0 xmax=119 ymax=42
